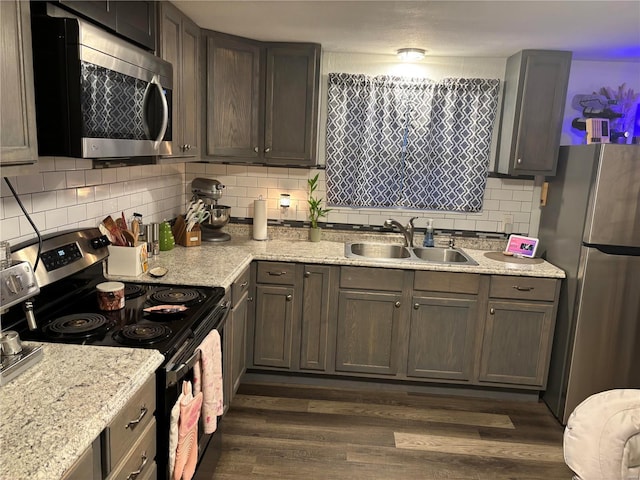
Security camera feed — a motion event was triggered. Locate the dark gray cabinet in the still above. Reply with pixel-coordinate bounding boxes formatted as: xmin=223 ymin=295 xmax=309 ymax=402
xmin=250 ymin=261 xmax=335 ymax=373
xmin=57 ymin=1 xmax=157 ymax=50
xmin=225 ymin=267 xmax=250 ymax=406
xmin=299 ymin=265 xmax=333 ymax=371
xmin=204 ymin=31 xmax=320 ymax=166
xmin=159 ymin=2 xmax=201 ymax=157
xmin=336 ymin=267 xmax=407 ymax=376
xmin=477 ymin=276 xmax=560 ymax=387
xmin=1 ymin=0 xmax=38 ymax=170
xmin=495 ymin=50 xmax=572 ymax=176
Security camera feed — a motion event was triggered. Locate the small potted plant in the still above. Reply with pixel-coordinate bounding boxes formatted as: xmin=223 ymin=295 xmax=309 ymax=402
xmin=307 ymin=173 xmax=332 ymax=242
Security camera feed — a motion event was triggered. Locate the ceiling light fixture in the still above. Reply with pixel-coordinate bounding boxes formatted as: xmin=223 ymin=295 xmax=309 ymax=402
xmin=396 ymin=48 xmax=426 ymax=61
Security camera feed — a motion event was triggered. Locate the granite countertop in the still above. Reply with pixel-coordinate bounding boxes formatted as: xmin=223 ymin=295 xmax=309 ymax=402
xmin=0 ymin=343 xmax=164 ymax=480
xmin=107 ymin=234 xmax=565 ymax=289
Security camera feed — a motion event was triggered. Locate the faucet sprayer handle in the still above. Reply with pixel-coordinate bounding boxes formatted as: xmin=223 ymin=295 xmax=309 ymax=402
xmin=407 ymin=217 xmax=418 ymax=228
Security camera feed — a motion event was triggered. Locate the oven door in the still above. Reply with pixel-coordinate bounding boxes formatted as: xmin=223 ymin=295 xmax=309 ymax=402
xmin=157 ymin=301 xmax=230 ymax=480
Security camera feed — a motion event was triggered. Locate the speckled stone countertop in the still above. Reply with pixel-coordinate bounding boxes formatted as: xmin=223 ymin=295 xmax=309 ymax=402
xmin=107 ymin=226 xmax=565 ymax=289
xmin=0 ymin=343 xmax=164 ymax=480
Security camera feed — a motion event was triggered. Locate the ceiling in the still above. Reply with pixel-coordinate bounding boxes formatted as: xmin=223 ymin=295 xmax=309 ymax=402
xmin=173 ymin=1 xmax=640 ymax=62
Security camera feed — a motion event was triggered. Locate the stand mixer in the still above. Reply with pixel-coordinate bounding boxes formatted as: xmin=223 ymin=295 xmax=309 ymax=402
xmin=191 ymin=178 xmax=231 ymax=242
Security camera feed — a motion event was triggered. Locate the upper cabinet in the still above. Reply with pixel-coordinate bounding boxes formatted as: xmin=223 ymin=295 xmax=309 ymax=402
xmin=53 ymin=1 xmax=157 ymax=50
xmin=494 ymin=50 xmax=572 ymax=176
xmin=159 ymin=2 xmax=201 ymax=158
xmin=0 ymin=0 xmax=38 ymax=170
xmin=204 ymin=30 xmax=321 ymax=166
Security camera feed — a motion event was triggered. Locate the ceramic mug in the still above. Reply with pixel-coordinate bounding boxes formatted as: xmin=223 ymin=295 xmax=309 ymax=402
xmin=97 ymin=281 xmax=125 ymax=311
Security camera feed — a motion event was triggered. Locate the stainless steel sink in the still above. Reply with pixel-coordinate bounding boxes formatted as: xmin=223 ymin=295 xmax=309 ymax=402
xmin=345 ymin=243 xmax=478 ymax=265
xmin=348 ymin=243 xmax=411 ymax=259
xmin=412 ymin=247 xmax=474 ymax=263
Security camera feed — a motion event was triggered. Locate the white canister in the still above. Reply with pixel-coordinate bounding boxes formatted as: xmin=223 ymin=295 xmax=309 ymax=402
xmin=96 ymin=281 xmax=125 ymax=311
xmin=253 ymin=197 xmax=268 ymax=240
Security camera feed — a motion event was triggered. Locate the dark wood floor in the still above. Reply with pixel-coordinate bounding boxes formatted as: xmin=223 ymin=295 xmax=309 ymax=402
xmin=211 ymin=382 xmax=572 ymax=480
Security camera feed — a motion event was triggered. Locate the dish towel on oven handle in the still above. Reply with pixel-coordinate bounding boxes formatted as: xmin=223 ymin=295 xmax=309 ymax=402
xmin=173 ymin=380 xmax=203 ymax=480
xmin=168 ymin=387 xmax=185 ymax=479
xmin=193 ymin=329 xmax=224 ymax=434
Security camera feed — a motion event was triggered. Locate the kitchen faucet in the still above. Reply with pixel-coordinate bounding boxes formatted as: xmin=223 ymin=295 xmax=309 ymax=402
xmin=384 ymin=217 xmax=417 ymax=247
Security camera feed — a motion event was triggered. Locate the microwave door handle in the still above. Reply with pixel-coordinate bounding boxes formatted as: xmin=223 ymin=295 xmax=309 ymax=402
xmin=141 ymin=81 xmax=153 ymax=139
xmin=151 ymin=75 xmax=169 ymax=148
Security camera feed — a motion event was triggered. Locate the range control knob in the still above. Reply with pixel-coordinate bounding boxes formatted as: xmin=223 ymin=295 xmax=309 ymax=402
xmin=6 ymin=274 xmax=24 ymax=294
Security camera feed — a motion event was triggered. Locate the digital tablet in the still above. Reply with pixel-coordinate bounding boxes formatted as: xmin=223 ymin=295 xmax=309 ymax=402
xmin=504 ymin=234 xmax=539 ymax=258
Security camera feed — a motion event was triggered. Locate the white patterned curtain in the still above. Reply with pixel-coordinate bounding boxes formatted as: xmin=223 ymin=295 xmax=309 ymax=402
xmin=326 ymin=74 xmax=500 ymax=212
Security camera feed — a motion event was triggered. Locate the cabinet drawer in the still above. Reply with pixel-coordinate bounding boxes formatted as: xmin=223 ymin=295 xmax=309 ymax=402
xmin=232 ymin=266 xmax=250 ymax=305
xmin=103 ymin=376 xmax=156 ymax=473
xmin=256 ymin=262 xmax=296 ymax=285
xmin=414 ymin=271 xmax=480 ymax=294
xmin=106 ymin=420 xmax=156 ymax=480
xmin=340 ymin=266 xmax=404 ymax=291
xmin=489 ymin=276 xmax=557 ymax=301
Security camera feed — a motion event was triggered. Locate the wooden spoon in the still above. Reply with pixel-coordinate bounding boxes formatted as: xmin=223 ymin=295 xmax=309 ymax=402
xmin=131 ymin=219 xmax=140 ymax=245
xmin=103 ymin=215 xmax=126 ymax=246
xmin=122 ymin=230 xmax=136 ymax=247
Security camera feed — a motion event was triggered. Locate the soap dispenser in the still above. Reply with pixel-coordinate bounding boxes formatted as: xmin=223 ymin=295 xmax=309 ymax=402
xmin=423 ymin=219 xmax=434 ymax=247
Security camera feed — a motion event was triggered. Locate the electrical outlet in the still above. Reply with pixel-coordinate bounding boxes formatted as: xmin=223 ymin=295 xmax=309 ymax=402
xmin=502 ymin=214 xmax=514 ymax=233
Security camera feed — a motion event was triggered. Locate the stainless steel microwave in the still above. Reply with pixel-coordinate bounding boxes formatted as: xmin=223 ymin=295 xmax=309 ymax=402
xmin=31 ymin=14 xmax=173 ymax=158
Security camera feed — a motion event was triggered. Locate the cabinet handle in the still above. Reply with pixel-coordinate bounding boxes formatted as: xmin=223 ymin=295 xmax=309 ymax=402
xmin=512 ymin=285 xmax=533 ymax=292
xmin=240 ymin=281 xmax=248 ymax=288
xmin=268 ymin=271 xmax=287 ymax=276
xmin=490 ymin=307 xmax=495 ymax=315
xmin=395 ymin=301 xmax=401 ymax=308
xmin=247 ymin=296 xmax=253 ymax=302
xmin=286 ymin=294 xmax=293 ymax=301
xmin=125 ymin=451 xmax=148 ymax=480
xmin=414 ymin=303 xmax=419 ymax=310
xmin=125 ymin=406 xmax=148 ymax=429
xmin=186 ymin=144 xmax=191 ymax=151
xmin=254 ymin=147 xmax=259 ymax=153
xmin=517 ymin=158 xmax=522 ymax=164
xmin=304 ymin=271 xmax=311 ymax=277
xmin=265 ymin=147 xmax=271 ymax=153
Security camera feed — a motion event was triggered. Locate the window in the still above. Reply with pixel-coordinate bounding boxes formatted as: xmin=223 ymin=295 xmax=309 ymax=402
xmin=325 ymin=74 xmax=500 ymax=212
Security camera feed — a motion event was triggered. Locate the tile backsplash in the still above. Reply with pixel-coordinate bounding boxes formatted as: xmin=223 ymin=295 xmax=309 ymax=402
xmin=186 ymin=163 xmax=538 ymax=235
xmin=0 ymin=157 xmax=538 ymax=247
xmin=0 ymin=157 xmax=186 ymax=245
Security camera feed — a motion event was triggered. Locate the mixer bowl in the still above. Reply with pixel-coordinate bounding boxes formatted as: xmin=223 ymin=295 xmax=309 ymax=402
xmin=203 ymin=205 xmax=231 ymax=229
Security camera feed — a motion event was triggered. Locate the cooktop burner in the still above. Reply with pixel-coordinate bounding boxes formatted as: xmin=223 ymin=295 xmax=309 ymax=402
xmin=151 ymin=288 xmax=202 ymax=305
xmin=125 ymin=284 xmax=146 ymax=300
xmin=44 ymin=313 xmax=114 ymax=339
xmin=115 ymin=324 xmax=172 ymax=345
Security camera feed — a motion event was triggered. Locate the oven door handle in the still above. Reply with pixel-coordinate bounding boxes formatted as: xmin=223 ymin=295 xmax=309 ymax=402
xmin=166 ymin=300 xmax=230 ymax=387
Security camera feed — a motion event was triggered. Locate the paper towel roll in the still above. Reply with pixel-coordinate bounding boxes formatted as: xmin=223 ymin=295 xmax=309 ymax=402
xmin=253 ymin=198 xmax=268 ymax=240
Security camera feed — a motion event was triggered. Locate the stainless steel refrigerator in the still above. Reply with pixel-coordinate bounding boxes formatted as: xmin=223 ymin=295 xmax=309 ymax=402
xmin=539 ymin=144 xmax=640 ymax=425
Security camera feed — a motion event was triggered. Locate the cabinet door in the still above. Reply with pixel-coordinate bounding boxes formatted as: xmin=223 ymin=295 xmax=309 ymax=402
xmin=300 ymin=265 xmax=331 ymax=371
xmin=206 ymin=33 xmax=262 ymax=159
xmin=264 ymin=44 xmax=320 ymax=165
xmin=497 ymin=50 xmax=571 ymax=176
xmin=160 ymin=3 xmax=200 ymax=157
xmin=253 ymin=284 xmax=295 ymax=369
xmin=230 ymin=290 xmax=248 ymax=397
xmin=115 ymin=1 xmax=156 ymax=51
xmin=59 ymin=0 xmax=116 ymax=29
xmin=180 ymin=18 xmax=200 ymax=157
xmin=336 ymin=290 xmax=402 ymax=375
xmin=159 ymin=3 xmax=182 ymax=152
xmin=0 ymin=0 xmax=38 ymax=167
xmin=478 ymin=300 xmax=555 ymax=386
xmin=407 ymin=295 xmax=477 ymax=381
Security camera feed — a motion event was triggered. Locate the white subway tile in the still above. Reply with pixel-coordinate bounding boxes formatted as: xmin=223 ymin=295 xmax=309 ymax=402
xmin=520 ymin=201 xmax=533 ymax=212
xmin=3 ymin=195 xmax=31 ymax=217
xmin=45 ymin=208 xmax=68 ymax=229
xmin=227 ymin=165 xmax=248 ymax=176
xmin=75 ymin=158 xmax=93 ymax=170
xmin=513 ymin=190 xmax=533 ymax=202
xmin=513 ymin=212 xmax=530 ymax=223
xmin=0 ymin=176 xmax=18 ymax=197
xmin=489 ymin=189 xmax=513 ymax=201
xmin=267 ymin=167 xmax=288 ymax=177
xmin=482 ymin=198 xmax=500 ymax=211
xmin=85 ymin=169 xmax=102 ymax=186
xmin=499 ymin=200 xmax=522 ymax=211
xmin=32 ymin=192 xmax=56 ymax=213
xmin=67 ymin=204 xmax=87 ymax=223
xmin=257 ymin=177 xmax=278 ymax=188
xmin=95 ymin=185 xmax=110 ymax=201
xmin=66 ymin=170 xmax=86 ymax=188
xmin=230 ymin=206 xmax=248 ymax=217
xmin=500 ymin=179 xmax=525 ymax=190
xmin=86 ymin=201 xmax=104 ymax=219
xmin=20 ymin=212 xmax=45 ymax=236
xmin=36 ymin=157 xmax=56 ymax=172
xmin=236 ymin=176 xmax=258 ymax=187
xmin=56 ymin=189 xmax=77 ymax=207
xmin=475 ymin=220 xmax=499 ymax=232
xmin=54 ymin=157 xmax=77 ymax=171
xmin=225 ymin=186 xmax=247 ymax=197
xmin=117 ymin=196 xmax=131 ymax=211
xmin=109 ymin=183 xmax=124 ymax=198
xmin=43 ymin=171 xmax=66 ymax=191
xmin=0 ymin=217 xmax=20 ymax=242
xmin=204 ymin=163 xmax=226 ymax=175
xmin=16 ymin=174 xmax=44 ymax=194
xmin=453 ymin=219 xmax=476 ymax=231
xmin=101 ymin=169 xmax=118 ymax=184
xmin=102 ymin=198 xmax=118 ymax=215
xmin=347 ymin=213 xmax=370 ymax=225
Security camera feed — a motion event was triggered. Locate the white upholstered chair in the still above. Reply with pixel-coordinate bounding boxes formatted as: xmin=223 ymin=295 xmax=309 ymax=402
xmin=563 ymin=389 xmax=640 ymax=480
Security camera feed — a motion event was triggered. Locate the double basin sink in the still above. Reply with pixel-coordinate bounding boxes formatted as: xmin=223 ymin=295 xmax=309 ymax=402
xmin=345 ymin=243 xmax=478 ymax=265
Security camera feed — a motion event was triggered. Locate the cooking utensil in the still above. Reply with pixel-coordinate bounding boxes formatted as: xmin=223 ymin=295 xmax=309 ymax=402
xmin=98 ymin=224 xmax=114 ymax=244
xmin=103 ymin=216 xmax=126 ymax=246
xmin=121 ymin=230 xmax=136 ymax=247
xmin=131 ymin=220 xmax=140 ymax=244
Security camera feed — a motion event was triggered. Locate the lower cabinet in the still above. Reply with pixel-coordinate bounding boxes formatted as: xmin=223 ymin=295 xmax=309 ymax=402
xmin=477 ymin=275 xmax=560 ymax=388
xmin=224 ymin=267 xmax=250 ymax=408
xmin=335 ymin=290 xmax=403 ymax=375
xmin=250 ymin=262 xmax=336 ymax=373
xmin=248 ymin=262 xmax=560 ymax=392
xmin=407 ymin=295 xmax=477 ymax=381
